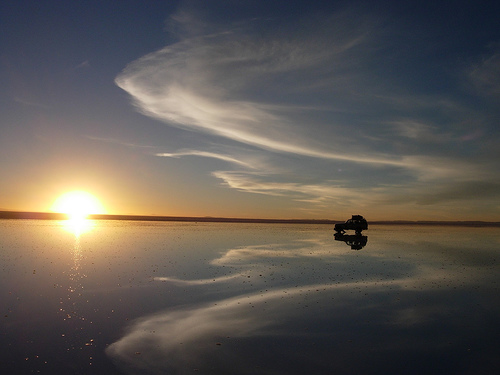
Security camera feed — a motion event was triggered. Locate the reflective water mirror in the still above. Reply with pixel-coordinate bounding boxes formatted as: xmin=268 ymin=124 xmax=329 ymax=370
xmin=1 ymin=220 xmax=499 ymax=374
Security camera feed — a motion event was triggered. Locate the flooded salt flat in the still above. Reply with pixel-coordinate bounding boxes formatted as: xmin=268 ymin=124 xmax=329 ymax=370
xmin=1 ymin=220 xmax=499 ymax=374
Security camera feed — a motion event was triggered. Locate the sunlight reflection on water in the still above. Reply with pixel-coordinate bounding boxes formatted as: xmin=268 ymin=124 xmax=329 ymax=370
xmin=58 ymin=219 xmax=96 ymax=365
xmin=60 ymin=218 xmax=96 ymax=237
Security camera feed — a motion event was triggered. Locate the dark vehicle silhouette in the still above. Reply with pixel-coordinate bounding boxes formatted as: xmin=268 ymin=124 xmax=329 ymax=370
xmin=334 ymin=232 xmax=368 ymax=250
xmin=334 ymin=215 xmax=368 ymax=234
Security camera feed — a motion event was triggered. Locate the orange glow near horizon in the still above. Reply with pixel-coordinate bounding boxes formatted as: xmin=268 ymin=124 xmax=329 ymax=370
xmin=51 ymin=190 xmax=106 ymax=220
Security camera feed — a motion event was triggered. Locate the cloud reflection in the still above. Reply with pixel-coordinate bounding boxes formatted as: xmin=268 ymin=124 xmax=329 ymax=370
xmin=107 ymin=281 xmax=396 ymax=374
xmin=107 ymin=278 xmax=498 ymax=374
xmin=107 ymin=229 xmax=500 ymax=374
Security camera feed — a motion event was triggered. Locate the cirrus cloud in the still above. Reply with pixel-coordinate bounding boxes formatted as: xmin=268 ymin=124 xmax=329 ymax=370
xmin=115 ymin=6 xmax=500 ymax=219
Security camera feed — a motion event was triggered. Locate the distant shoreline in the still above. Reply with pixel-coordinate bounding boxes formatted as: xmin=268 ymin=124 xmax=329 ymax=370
xmin=1 ymin=211 xmax=499 ymax=227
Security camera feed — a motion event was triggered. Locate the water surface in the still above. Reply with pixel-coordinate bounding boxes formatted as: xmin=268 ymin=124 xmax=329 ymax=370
xmin=1 ymin=220 xmax=499 ymax=374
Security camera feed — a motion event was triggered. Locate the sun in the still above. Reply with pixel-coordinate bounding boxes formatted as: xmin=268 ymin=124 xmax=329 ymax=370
xmin=51 ymin=190 xmax=106 ymax=220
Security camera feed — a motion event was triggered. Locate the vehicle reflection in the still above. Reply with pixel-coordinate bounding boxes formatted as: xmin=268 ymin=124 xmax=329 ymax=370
xmin=334 ymin=232 xmax=368 ymax=250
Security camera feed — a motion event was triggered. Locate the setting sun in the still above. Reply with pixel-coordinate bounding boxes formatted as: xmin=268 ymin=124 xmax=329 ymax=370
xmin=51 ymin=191 xmax=106 ymax=220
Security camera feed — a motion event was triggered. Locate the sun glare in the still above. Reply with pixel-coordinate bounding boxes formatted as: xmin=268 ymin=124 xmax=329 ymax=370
xmin=51 ymin=190 xmax=106 ymax=220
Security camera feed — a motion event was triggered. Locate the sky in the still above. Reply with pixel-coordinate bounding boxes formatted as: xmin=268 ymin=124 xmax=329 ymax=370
xmin=1 ymin=0 xmax=499 ymax=221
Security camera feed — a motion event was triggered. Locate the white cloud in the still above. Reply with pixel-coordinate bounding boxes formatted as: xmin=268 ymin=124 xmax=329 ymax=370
xmin=212 ymin=170 xmax=362 ymax=202
xmin=156 ymin=150 xmax=256 ymax=168
xmin=115 ymin=13 xmax=407 ymax=168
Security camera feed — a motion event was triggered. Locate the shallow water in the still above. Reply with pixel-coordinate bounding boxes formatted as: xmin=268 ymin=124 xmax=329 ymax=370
xmin=1 ymin=220 xmax=499 ymax=374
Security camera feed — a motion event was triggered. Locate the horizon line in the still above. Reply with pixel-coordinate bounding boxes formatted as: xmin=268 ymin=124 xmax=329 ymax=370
xmin=0 ymin=210 xmax=499 ymax=227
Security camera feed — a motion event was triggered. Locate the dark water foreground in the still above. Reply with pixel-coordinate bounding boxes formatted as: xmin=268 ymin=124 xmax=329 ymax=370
xmin=1 ymin=220 xmax=499 ymax=374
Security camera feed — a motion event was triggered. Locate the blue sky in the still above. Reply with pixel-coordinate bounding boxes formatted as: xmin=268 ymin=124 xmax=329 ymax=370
xmin=1 ymin=0 xmax=499 ymax=220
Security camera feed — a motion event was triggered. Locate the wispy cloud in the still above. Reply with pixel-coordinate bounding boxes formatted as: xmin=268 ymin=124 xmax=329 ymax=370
xmin=389 ymin=120 xmax=443 ymax=142
xmin=115 ymin=7 xmax=500 ymax=218
xmin=115 ymin=12 xmax=402 ymax=167
xmin=156 ymin=150 xmax=256 ymax=168
xmin=469 ymin=49 xmax=500 ymax=97
xmin=75 ymin=60 xmax=90 ymax=70
xmin=86 ymin=136 xmax=155 ymax=149
xmin=212 ymin=170 xmax=363 ymax=204
xmin=13 ymin=96 xmax=49 ymax=109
